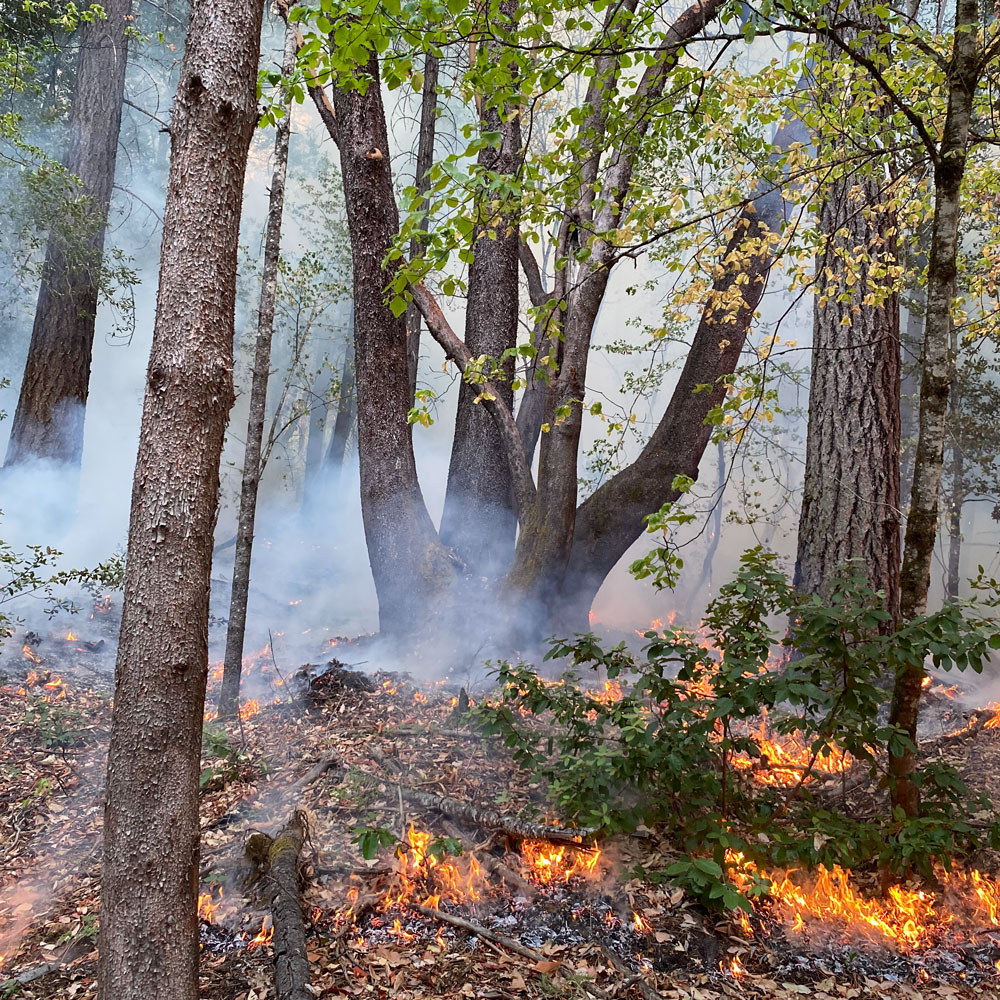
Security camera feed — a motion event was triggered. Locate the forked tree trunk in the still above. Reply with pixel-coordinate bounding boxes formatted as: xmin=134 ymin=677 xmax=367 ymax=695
xmin=97 ymin=1 xmax=265 ymax=997
xmin=217 ymin=16 xmax=298 ymax=721
xmin=439 ymin=0 xmax=521 ymax=575
xmin=794 ymin=1 xmax=901 ymax=620
xmin=890 ymin=0 xmax=980 ymax=818
xmin=5 ymin=0 xmax=129 ymax=469
xmin=332 ymin=51 xmax=456 ymax=634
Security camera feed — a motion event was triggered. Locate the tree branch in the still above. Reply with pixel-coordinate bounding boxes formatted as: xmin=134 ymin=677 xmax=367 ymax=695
xmin=518 ymin=238 xmax=549 ymax=308
xmin=409 ymin=281 xmax=537 ymax=521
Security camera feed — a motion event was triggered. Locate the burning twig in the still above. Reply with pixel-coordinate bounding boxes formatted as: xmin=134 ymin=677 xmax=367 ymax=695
xmin=246 ymin=810 xmax=313 ymax=1000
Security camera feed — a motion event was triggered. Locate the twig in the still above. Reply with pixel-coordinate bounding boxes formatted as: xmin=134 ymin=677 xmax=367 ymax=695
xmin=406 ymin=903 xmax=546 ymax=964
xmin=268 ymin=629 xmax=293 ymax=701
xmin=0 ymin=962 xmax=63 ymax=988
xmin=290 ymin=755 xmax=340 ymax=793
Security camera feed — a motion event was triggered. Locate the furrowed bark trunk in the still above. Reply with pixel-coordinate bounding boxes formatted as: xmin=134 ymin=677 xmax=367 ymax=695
xmin=332 ymin=51 xmax=456 ymax=635
xmin=891 ymin=0 xmax=980 ymax=818
xmin=794 ymin=1 xmax=901 ymax=621
xmin=5 ymin=0 xmax=128 ymax=469
xmin=98 ymin=1 xmax=264 ymax=998
xmin=217 ymin=15 xmax=298 ymax=721
xmin=439 ymin=0 xmax=521 ymax=575
xmin=324 ymin=312 xmax=355 ymax=476
xmin=405 ymin=51 xmax=439 ymax=403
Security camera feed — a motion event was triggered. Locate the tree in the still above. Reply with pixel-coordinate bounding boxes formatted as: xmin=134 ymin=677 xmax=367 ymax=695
xmin=97 ymin=1 xmax=265 ymax=997
xmin=794 ymin=1 xmax=901 ymax=620
xmin=890 ymin=0 xmax=985 ymax=817
xmin=217 ymin=11 xmax=298 ymax=721
xmin=437 ymin=0 xmax=521 ymax=576
xmin=5 ymin=0 xmax=129 ymax=470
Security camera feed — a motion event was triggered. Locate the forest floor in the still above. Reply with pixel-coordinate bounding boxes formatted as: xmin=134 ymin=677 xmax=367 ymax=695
xmin=1 ymin=623 xmax=1000 ymax=1000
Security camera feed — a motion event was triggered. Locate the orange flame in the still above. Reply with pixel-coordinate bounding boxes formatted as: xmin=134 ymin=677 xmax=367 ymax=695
xmin=248 ymin=916 xmax=273 ymax=948
xmin=239 ymin=699 xmax=260 ymax=720
xmin=22 ymin=645 xmax=42 ymax=665
xmin=520 ymin=841 xmax=601 ymax=884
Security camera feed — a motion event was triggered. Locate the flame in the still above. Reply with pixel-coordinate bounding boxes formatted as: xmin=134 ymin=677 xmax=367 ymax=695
xmin=921 ymin=676 xmax=932 ymax=689
xmin=65 ymin=631 xmax=78 ymax=641
xmin=520 ymin=841 xmax=601 ymax=884
xmin=413 ymin=691 xmax=428 ymax=705
xmin=239 ymin=699 xmax=260 ymax=720
xmin=248 ymin=916 xmax=273 ymax=948
xmin=22 ymin=645 xmax=42 ymax=665
xmin=198 ymin=890 xmax=220 ymax=922
xmin=731 ymin=712 xmax=852 ymax=787
xmin=726 ymin=956 xmax=745 ymax=978
xmin=381 ymin=680 xmax=398 ymax=696
xmin=632 ymin=911 xmax=650 ymax=933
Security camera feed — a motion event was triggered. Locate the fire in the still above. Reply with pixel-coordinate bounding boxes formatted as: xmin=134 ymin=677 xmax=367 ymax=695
xmin=198 ymin=891 xmax=220 ymax=922
xmin=632 ymin=911 xmax=650 ymax=933
xmin=22 ymin=645 xmax=42 ymax=665
xmin=381 ymin=679 xmax=398 ymax=696
xmin=239 ymin=699 xmax=260 ymax=720
xmin=65 ymin=631 xmax=78 ymax=641
xmin=587 ymin=680 xmax=623 ymax=705
xmin=248 ymin=916 xmax=273 ymax=948
xmin=413 ymin=691 xmax=428 ymax=705
xmin=921 ymin=675 xmax=932 ymax=689
xmin=731 ymin=713 xmax=852 ymax=787
xmin=520 ymin=841 xmax=601 ymax=884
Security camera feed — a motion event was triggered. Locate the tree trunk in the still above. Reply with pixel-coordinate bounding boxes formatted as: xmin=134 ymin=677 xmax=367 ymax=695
xmin=556 ymin=198 xmax=778 ymax=629
xmin=331 ymin=50 xmax=456 ymax=635
xmin=5 ymin=0 xmax=129 ymax=469
xmin=794 ymin=1 xmax=901 ymax=620
xmin=890 ymin=0 xmax=980 ymax=818
xmin=439 ymin=0 xmax=521 ymax=576
xmin=217 ymin=15 xmax=297 ymax=721
xmin=324 ymin=311 xmax=355 ymax=476
xmin=97 ymin=2 xmax=265 ymax=998
xmin=405 ymin=52 xmax=439 ymax=403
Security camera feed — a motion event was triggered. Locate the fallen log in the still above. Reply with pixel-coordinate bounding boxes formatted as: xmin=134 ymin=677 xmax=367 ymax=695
xmin=398 ymin=785 xmax=597 ymax=846
xmin=248 ymin=810 xmax=313 ymax=1000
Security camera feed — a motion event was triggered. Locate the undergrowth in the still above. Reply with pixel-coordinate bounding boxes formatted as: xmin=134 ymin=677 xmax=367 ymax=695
xmin=472 ymin=549 xmax=1000 ymax=911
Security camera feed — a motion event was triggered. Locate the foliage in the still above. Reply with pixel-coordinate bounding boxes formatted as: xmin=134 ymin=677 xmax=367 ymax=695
xmin=472 ymin=550 xmax=1000 ymax=910
xmin=200 ymin=725 xmax=257 ymax=790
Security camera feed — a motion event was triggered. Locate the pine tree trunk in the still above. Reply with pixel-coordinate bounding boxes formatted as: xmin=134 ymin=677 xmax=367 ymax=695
xmin=97 ymin=2 xmax=265 ymax=997
xmin=217 ymin=16 xmax=298 ymax=721
xmin=439 ymin=0 xmax=520 ymax=576
xmin=5 ymin=0 xmax=129 ymax=469
xmin=890 ymin=0 xmax=980 ymax=817
xmin=794 ymin=1 xmax=901 ymax=619
xmin=332 ymin=51 xmax=456 ymax=635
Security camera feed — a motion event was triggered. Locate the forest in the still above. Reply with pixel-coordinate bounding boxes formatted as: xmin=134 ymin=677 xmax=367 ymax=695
xmin=2 ymin=0 xmax=1000 ymax=998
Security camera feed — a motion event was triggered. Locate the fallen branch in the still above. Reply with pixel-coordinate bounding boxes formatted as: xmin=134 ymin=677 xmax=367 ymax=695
xmin=406 ymin=902 xmax=545 ymax=964
xmin=290 ymin=755 xmax=341 ymax=793
xmin=0 ymin=962 xmax=63 ymax=989
xmin=250 ymin=810 xmax=313 ymax=1000
xmin=397 ymin=785 xmax=597 ymax=846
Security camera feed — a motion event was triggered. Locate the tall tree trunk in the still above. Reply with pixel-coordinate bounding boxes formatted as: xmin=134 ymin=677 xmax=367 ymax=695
xmin=217 ymin=16 xmax=297 ymax=721
xmin=5 ymin=0 xmax=129 ymax=469
xmin=324 ymin=311 xmax=355 ymax=476
xmin=405 ymin=52 xmax=439 ymax=402
xmin=439 ymin=0 xmax=521 ymax=576
xmin=794 ymin=1 xmax=901 ymax=620
xmin=331 ymin=50 xmax=456 ymax=635
xmin=97 ymin=1 xmax=264 ymax=999
xmin=900 ymin=284 xmax=926 ymax=508
xmin=890 ymin=0 xmax=981 ymax=818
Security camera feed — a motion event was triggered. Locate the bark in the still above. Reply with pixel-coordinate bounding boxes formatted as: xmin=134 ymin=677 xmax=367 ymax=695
xmin=331 ymin=51 xmax=456 ymax=634
xmin=899 ymin=283 xmax=925 ymax=508
xmin=217 ymin=16 xmax=298 ymax=721
xmin=439 ymin=0 xmax=521 ymax=575
xmin=324 ymin=314 xmax=356 ymax=476
xmin=794 ymin=1 xmax=901 ymax=620
xmin=891 ymin=0 xmax=981 ymax=818
xmin=97 ymin=2 xmax=265 ymax=999
xmin=5 ymin=0 xmax=128 ymax=468
xmin=405 ymin=52 xmax=439 ymax=402
xmin=406 ymin=903 xmax=545 ymax=963
xmin=256 ymin=812 xmax=313 ymax=1000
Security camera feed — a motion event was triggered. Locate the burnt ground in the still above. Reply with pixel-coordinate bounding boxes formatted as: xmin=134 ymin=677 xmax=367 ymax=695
xmin=1 ymin=622 xmax=1000 ymax=1000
